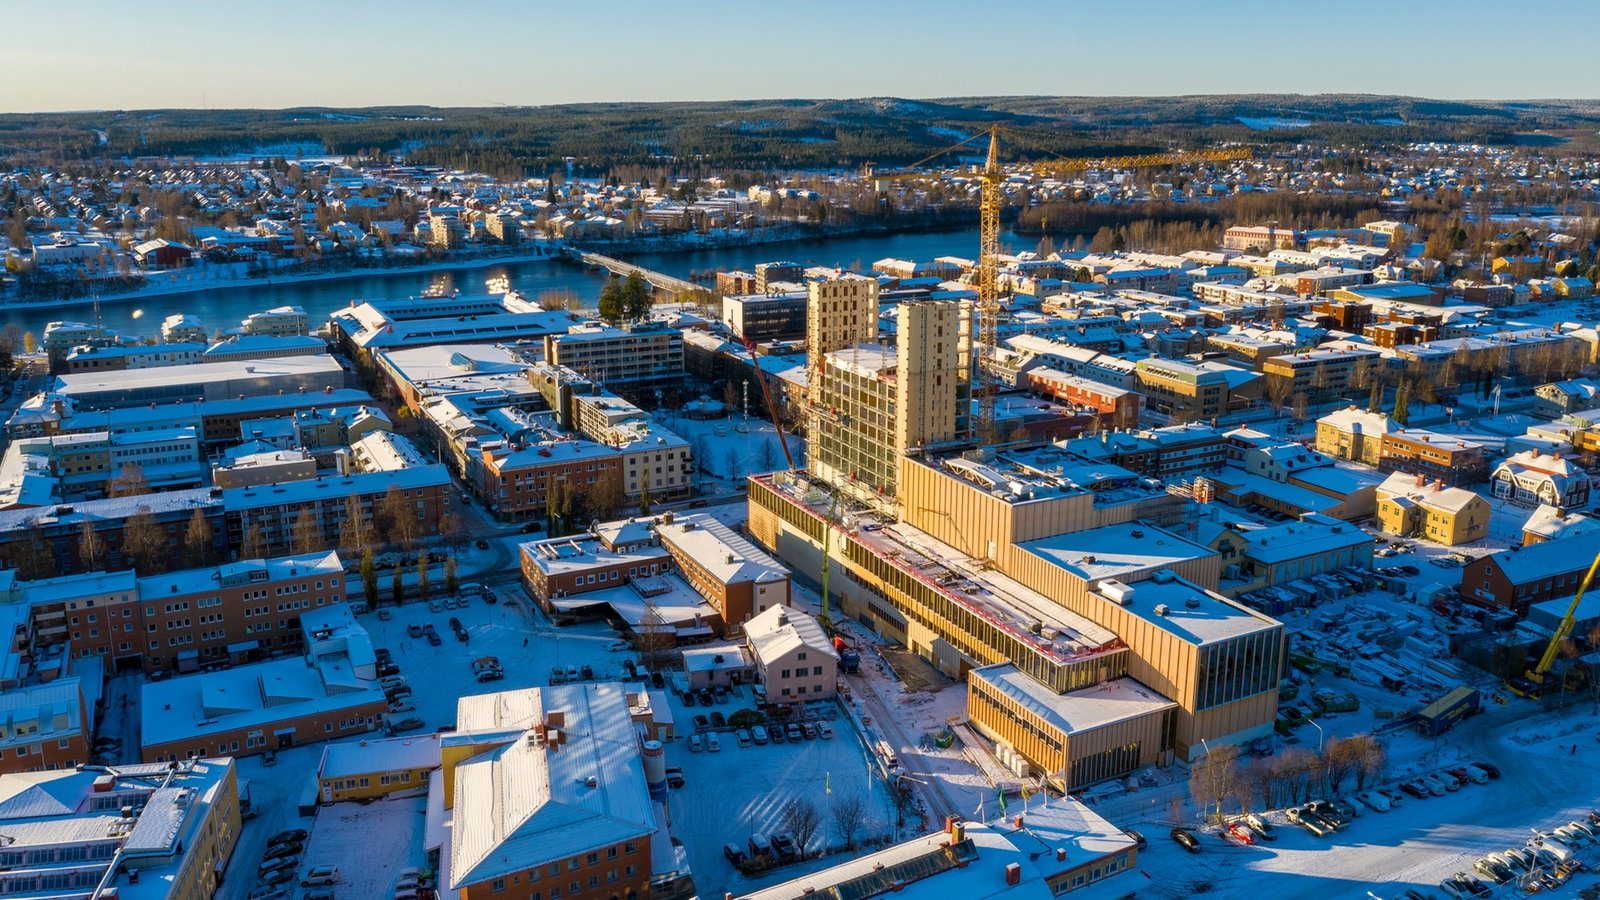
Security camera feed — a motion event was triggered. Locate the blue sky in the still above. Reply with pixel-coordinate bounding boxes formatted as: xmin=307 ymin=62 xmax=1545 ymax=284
xmin=3 ymin=0 xmax=1595 ymax=112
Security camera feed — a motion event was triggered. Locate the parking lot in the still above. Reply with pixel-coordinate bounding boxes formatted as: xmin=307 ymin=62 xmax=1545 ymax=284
xmin=662 ymin=688 xmax=902 ymax=899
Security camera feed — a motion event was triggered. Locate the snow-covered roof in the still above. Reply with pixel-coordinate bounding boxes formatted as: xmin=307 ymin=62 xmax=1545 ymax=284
xmin=1522 ymin=505 xmax=1600 ymax=542
xmin=742 ymin=794 xmax=1137 ymax=900
xmin=1317 ymin=406 xmax=1394 ymax=436
xmin=656 ymin=512 xmax=788 ymax=586
xmin=140 ymin=656 xmax=384 ymax=748
xmin=450 ymin=683 xmax=655 ymax=887
xmin=1477 ymin=530 xmax=1600 ymax=586
xmin=1243 ymin=515 xmax=1372 ymax=565
xmin=320 ymin=733 xmax=440 ymax=782
xmin=1375 ymin=471 xmax=1485 ymax=515
xmin=1020 ymin=522 xmax=1214 ymax=585
xmin=745 ymin=605 xmax=837 ymax=667
xmin=972 ymin=667 xmax=1177 ymax=736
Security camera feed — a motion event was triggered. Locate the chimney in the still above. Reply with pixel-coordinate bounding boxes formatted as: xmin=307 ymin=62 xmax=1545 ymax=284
xmin=1005 ymin=863 xmax=1022 ymax=886
xmin=547 ymin=710 xmax=565 ymax=729
xmin=1013 ymin=815 xmax=1024 ymax=829
xmin=1415 ymin=472 xmax=1425 ymax=488
xmin=1056 ymin=847 xmax=1067 ymax=862
xmin=1433 ymin=478 xmax=1443 ymax=492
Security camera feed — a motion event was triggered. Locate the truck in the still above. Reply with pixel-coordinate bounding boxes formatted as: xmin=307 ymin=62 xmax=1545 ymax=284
xmin=832 ymin=636 xmax=861 ymax=673
xmin=1414 ymin=685 xmax=1480 ymax=737
xmin=1312 ymin=689 xmax=1360 ymax=714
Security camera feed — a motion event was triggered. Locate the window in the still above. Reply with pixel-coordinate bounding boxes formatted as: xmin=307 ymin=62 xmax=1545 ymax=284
xmin=491 ymin=878 xmax=506 ymax=893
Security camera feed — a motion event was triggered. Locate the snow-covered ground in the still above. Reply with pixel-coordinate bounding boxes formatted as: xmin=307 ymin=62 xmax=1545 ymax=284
xmin=299 ymin=793 xmax=430 ymax=899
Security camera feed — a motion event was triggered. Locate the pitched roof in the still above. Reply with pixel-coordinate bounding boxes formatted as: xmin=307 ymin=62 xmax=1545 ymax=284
xmin=450 ymin=684 xmax=655 ymax=888
xmin=745 ymin=605 xmax=837 ymax=666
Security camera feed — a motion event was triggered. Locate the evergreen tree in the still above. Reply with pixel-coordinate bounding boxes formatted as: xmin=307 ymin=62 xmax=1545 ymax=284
xmin=622 ymin=271 xmax=652 ymax=321
xmin=598 ymin=278 xmax=625 ymax=325
xmin=361 ymin=550 xmax=378 ymax=609
xmin=1393 ymin=382 xmax=1411 ymax=426
xmin=1367 ymin=380 xmax=1383 ymax=414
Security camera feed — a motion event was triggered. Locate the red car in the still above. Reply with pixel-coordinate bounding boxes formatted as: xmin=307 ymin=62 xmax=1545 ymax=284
xmin=1226 ymin=823 xmax=1256 ymax=845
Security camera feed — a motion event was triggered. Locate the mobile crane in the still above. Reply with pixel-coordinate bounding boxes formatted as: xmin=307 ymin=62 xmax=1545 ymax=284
xmin=1508 ymin=550 xmax=1600 ymax=698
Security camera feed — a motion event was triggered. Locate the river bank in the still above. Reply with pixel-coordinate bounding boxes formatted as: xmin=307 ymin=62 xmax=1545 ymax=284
xmin=0 ymin=209 xmax=982 ymax=317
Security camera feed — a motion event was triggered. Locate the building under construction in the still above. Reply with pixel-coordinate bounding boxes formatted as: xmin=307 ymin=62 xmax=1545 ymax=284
xmin=748 ymin=275 xmax=1285 ymax=789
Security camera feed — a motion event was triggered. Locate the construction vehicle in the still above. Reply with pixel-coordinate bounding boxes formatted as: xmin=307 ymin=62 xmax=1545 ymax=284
xmin=1508 ymin=550 xmax=1600 ymax=698
xmin=867 ymin=127 xmax=1251 ymax=441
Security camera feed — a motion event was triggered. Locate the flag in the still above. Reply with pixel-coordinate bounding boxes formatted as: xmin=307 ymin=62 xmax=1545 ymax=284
xmin=997 ymin=786 xmax=1008 ymax=817
xmin=826 ymin=772 xmax=832 ymax=795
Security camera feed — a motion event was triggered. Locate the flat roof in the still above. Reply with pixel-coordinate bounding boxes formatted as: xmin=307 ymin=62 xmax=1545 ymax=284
xmin=972 ymin=666 xmax=1177 ymax=735
xmin=140 ymin=656 xmax=385 ymax=748
xmin=1020 ymin=522 xmax=1215 ymax=583
xmin=1091 ymin=574 xmax=1280 ymax=646
xmin=320 ymin=733 xmax=440 ymax=780
xmin=741 ymin=794 xmax=1136 ymax=900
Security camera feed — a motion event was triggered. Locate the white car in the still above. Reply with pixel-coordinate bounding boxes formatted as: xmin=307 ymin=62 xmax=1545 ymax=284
xmin=688 ymin=734 xmax=703 ymax=753
xmin=707 ymin=733 xmax=722 ymax=752
xmin=1354 ymin=790 xmax=1390 ymax=812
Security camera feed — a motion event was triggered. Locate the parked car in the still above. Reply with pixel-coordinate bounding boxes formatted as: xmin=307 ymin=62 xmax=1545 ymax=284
xmin=688 ymin=734 xmax=703 ymax=753
xmin=1285 ymin=806 xmax=1331 ymax=836
xmin=1243 ymin=813 xmax=1276 ymax=840
xmin=388 ymin=700 xmax=417 ymax=713
xmin=389 ymin=716 xmax=425 ymax=733
xmin=1226 ymin=822 xmax=1255 ymax=845
xmin=1169 ymin=828 xmax=1202 ymax=853
xmin=264 ymin=841 xmax=304 ymax=861
xmin=801 ymin=721 xmax=817 ymax=739
xmin=818 ymin=722 xmax=834 ymax=739
xmin=258 ymin=857 xmax=298 ymax=878
xmin=268 ymin=829 xmax=308 ymax=847
xmin=385 ymin=685 xmax=413 ymax=700
xmin=666 ymin=766 xmax=685 ymax=788
xmin=735 ymin=729 xmax=752 ymax=748
xmin=1473 ymin=857 xmax=1512 ymax=884
xmin=710 ymin=711 xmax=726 ymax=729
xmin=447 ymin=617 xmax=462 ymax=630
xmin=751 ymin=726 xmax=769 ymax=745
xmin=453 ymin=626 xmax=470 ymax=642
xmin=771 ymin=833 xmax=799 ymax=860
xmin=256 ymin=867 xmax=295 ymax=887
xmin=301 ymin=866 xmax=340 ymax=887
xmin=379 ymin=675 xmax=408 ymax=691
xmin=426 ymin=630 xmax=442 ymax=647
xmin=786 ymin=723 xmax=803 ymax=742
xmin=1398 ymin=781 xmax=1429 ymax=799
xmin=476 ymin=539 xmax=490 ymax=549
xmin=769 ymin=723 xmax=786 ymax=744
xmin=475 ymin=667 xmax=504 ymax=682
xmin=407 ymin=624 xmax=425 ymax=638
xmin=1354 ymin=790 xmax=1390 ymax=812
xmin=247 ymin=886 xmax=288 ymax=900
xmin=707 ymin=733 xmax=722 ymax=752
xmin=693 ymin=715 xmax=711 ymax=731
xmin=1379 ymin=787 xmax=1406 ymax=806
xmin=723 ymin=843 xmax=747 ymax=865
xmin=1472 ymin=761 xmax=1501 ymax=779
xmin=1122 ymin=828 xmax=1147 ymax=850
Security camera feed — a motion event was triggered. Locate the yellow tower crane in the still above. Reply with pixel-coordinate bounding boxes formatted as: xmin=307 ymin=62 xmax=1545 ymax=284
xmin=867 ymin=126 xmax=1252 ymax=441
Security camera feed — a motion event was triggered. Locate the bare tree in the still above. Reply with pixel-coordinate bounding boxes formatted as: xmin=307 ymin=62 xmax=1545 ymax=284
xmin=1321 ymin=737 xmax=1358 ymax=795
xmin=292 ymin=508 xmax=325 ymax=556
xmin=183 ymin=508 xmax=216 ymax=567
xmin=381 ymin=483 xmax=418 ymax=550
xmin=782 ymin=797 xmax=822 ymax=860
xmin=416 ymin=551 xmax=431 ymax=601
xmin=1347 ymin=734 xmax=1386 ymax=790
xmin=79 ymin=519 xmax=106 ymax=572
xmin=106 ymin=463 xmax=150 ymax=498
xmin=240 ymin=522 xmax=266 ymax=561
xmin=831 ymin=792 xmax=869 ymax=851
xmin=636 ymin=599 xmax=675 ymax=671
xmin=1187 ymin=743 xmax=1243 ymax=823
xmin=1264 ymin=374 xmax=1295 ymax=417
xmin=343 ymin=494 xmax=374 ymax=555
xmin=122 ymin=505 xmax=168 ymax=574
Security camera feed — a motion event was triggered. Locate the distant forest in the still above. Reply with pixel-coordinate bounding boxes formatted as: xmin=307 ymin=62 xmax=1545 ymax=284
xmin=3 ymin=94 xmax=1597 ymax=180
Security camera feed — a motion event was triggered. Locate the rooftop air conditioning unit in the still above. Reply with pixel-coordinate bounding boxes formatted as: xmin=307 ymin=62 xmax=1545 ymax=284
xmin=1154 ymin=603 xmax=1170 ymax=617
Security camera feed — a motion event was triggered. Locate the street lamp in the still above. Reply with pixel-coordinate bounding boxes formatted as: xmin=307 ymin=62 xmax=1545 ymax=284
xmin=1307 ymin=719 xmax=1325 ymax=754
